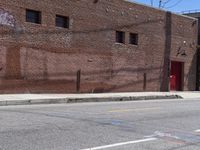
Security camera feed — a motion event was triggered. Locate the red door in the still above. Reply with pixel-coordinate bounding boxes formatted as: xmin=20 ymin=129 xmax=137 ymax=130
xmin=170 ymin=61 xmax=183 ymax=91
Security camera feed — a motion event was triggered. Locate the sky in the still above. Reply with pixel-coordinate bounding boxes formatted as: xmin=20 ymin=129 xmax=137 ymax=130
xmin=129 ymin=0 xmax=200 ymax=13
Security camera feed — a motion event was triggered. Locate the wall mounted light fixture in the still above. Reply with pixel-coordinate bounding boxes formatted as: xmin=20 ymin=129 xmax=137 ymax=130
xmin=176 ymin=41 xmax=187 ymax=57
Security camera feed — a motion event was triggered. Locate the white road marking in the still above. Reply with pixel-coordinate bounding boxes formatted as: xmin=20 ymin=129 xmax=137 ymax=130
xmin=80 ymin=138 xmax=157 ymax=150
xmin=194 ymin=129 xmax=200 ymax=132
xmin=145 ymin=131 xmax=181 ymax=140
xmin=108 ymin=107 xmax=160 ymax=113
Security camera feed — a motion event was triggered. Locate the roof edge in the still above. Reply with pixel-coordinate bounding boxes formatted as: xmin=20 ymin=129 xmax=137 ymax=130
xmin=123 ymin=0 xmax=198 ymax=20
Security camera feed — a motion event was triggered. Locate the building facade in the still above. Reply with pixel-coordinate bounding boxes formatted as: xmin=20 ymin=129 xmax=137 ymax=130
xmin=184 ymin=11 xmax=200 ymax=90
xmin=0 ymin=0 xmax=198 ymax=93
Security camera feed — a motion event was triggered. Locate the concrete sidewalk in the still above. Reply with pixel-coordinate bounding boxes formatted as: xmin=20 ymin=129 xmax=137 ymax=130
xmin=0 ymin=91 xmax=199 ymax=106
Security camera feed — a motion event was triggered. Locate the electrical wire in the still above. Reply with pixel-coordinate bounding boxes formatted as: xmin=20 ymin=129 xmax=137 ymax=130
xmin=163 ymin=0 xmax=173 ymax=4
xmin=165 ymin=0 xmax=184 ymax=9
xmin=161 ymin=0 xmax=173 ymax=8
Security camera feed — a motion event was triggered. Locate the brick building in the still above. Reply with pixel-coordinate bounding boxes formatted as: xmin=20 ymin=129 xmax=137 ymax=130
xmin=0 ymin=0 xmax=198 ymax=93
xmin=183 ymin=11 xmax=200 ymax=90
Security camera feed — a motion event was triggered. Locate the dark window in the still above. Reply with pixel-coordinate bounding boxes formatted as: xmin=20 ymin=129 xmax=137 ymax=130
xmin=56 ymin=15 xmax=69 ymax=28
xmin=129 ymin=33 xmax=138 ymax=45
xmin=116 ymin=31 xmax=125 ymax=44
xmin=26 ymin=9 xmax=41 ymax=24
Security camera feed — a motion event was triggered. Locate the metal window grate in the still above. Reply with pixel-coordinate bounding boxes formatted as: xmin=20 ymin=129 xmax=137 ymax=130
xmin=26 ymin=9 xmax=41 ymax=24
xmin=56 ymin=15 xmax=69 ymax=28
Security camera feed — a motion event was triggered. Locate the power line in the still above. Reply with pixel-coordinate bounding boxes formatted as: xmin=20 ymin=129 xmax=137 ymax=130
xmin=163 ymin=0 xmax=173 ymax=4
xmin=165 ymin=0 xmax=184 ymax=9
xmin=161 ymin=0 xmax=173 ymax=8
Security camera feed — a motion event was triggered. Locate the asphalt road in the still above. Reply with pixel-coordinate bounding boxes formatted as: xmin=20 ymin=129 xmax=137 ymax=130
xmin=0 ymin=99 xmax=200 ymax=150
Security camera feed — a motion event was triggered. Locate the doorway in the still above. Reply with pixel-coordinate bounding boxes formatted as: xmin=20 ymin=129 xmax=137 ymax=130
xmin=170 ymin=61 xmax=183 ymax=91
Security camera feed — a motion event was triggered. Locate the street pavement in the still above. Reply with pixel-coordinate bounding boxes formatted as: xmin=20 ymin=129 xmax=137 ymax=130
xmin=0 ymin=99 xmax=200 ymax=150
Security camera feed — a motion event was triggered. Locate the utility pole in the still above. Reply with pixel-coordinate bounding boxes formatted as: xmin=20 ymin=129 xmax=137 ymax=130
xmin=159 ymin=0 xmax=162 ymax=8
xmin=151 ymin=0 xmax=153 ymax=6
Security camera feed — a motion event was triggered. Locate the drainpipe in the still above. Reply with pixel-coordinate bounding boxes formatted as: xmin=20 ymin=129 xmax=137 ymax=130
xmin=161 ymin=11 xmax=172 ymax=91
xmin=76 ymin=69 xmax=81 ymax=93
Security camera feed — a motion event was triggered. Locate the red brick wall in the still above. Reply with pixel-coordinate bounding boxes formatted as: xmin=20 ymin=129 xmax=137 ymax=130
xmin=0 ymin=0 xmax=198 ymax=93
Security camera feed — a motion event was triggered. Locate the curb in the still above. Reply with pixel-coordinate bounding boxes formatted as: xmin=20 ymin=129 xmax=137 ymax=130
xmin=68 ymin=95 xmax=182 ymax=103
xmin=0 ymin=95 xmax=183 ymax=106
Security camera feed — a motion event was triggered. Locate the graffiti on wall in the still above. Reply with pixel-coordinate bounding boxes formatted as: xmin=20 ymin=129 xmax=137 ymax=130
xmin=0 ymin=8 xmax=15 ymax=27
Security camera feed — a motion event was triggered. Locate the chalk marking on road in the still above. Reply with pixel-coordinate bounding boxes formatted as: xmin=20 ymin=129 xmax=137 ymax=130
xmin=194 ymin=129 xmax=200 ymax=133
xmin=80 ymin=138 xmax=157 ymax=150
xmin=108 ymin=107 xmax=160 ymax=113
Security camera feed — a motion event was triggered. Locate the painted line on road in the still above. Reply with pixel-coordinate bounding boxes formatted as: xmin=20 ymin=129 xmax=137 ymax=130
xmin=80 ymin=138 xmax=157 ymax=150
xmin=194 ymin=129 xmax=200 ymax=133
xmin=108 ymin=107 xmax=160 ymax=113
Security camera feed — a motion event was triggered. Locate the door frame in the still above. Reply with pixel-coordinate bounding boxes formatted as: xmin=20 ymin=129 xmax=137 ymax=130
xmin=170 ymin=60 xmax=184 ymax=91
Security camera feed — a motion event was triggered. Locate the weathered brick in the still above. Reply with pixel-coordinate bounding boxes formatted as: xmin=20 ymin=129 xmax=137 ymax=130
xmin=0 ymin=0 xmax=198 ymax=93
